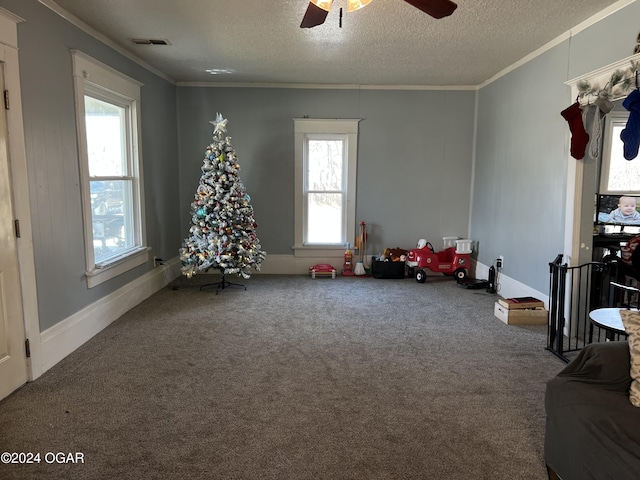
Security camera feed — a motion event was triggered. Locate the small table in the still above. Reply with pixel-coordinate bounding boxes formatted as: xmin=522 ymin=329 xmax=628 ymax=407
xmin=589 ymin=308 xmax=632 ymax=341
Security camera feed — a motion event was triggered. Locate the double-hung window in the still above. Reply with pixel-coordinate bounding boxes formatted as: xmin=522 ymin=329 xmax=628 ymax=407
xmin=72 ymin=50 xmax=147 ymax=287
xmin=293 ymin=119 xmax=360 ymax=256
xmin=600 ymin=110 xmax=640 ymax=194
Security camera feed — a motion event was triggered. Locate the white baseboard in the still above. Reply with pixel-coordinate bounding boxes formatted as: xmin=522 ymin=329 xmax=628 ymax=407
xmin=251 ymin=255 xmax=550 ymax=308
xmin=255 ymin=254 xmax=549 ymax=307
xmin=473 ymin=260 xmax=548 ymax=307
xmin=256 ymin=253 xmax=347 ymax=274
xmin=38 ymin=254 xmax=339 ymax=373
xmin=37 ymin=255 xmax=546 ymax=375
xmin=176 ymin=253 xmax=339 ymax=276
xmin=39 ymin=257 xmax=181 ymax=375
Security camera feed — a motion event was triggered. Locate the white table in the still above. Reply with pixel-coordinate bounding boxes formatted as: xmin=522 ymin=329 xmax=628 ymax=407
xmin=589 ymin=307 xmax=632 ymax=341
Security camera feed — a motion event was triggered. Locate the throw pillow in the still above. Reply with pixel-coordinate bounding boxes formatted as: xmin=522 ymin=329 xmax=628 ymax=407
xmin=620 ymin=309 xmax=640 ymax=407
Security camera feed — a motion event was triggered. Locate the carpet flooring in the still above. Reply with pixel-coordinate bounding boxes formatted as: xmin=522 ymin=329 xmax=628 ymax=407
xmin=0 ymin=274 xmax=564 ymax=479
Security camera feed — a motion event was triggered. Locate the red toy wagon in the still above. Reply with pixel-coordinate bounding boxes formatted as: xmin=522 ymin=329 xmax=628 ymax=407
xmin=406 ymin=238 xmax=472 ymax=283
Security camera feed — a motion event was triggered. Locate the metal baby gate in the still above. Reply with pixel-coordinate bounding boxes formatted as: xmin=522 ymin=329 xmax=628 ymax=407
xmin=546 ymin=255 xmax=617 ymax=363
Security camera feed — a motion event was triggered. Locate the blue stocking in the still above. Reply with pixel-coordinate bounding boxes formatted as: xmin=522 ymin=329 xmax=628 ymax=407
xmin=621 ymin=89 xmax=640 ymax=160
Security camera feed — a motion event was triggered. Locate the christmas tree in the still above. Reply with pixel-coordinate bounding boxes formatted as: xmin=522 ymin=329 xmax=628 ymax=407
xmin=180 ymin=113 xmax=266 ymax=281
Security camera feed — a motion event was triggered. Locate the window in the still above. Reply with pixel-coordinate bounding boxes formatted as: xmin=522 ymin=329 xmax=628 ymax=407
xmin=72 ymin=50 xmax=147 ymax=287
xmin=293 ymin=119 xmax=360 ymax=256
xmin=600 ymin=111 xmax=640 ymax=194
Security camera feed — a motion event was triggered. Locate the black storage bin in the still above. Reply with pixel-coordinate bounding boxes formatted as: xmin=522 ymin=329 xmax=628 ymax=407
xmin=371 ymin=257 xmax=405 ymax=279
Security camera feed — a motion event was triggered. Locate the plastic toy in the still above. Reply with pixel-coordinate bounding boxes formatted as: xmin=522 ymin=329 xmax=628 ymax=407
xmin=355 ymin=221 xmax=369 ymax=273
xmin=406 ymin=238 xmax=471 ymax=283
xmin=342 ymin=243 xmax=354 ymax=276
xmin=309 ymin=263 xmax=337 ymax=279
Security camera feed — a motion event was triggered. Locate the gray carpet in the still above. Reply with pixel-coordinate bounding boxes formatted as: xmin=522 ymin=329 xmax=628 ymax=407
xmin=0 ymin=274 xmax=564 ymax=479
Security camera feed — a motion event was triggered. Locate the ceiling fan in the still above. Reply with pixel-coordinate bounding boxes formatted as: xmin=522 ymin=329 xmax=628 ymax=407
xmin=300 ymin=0 xmax=458 ymax=28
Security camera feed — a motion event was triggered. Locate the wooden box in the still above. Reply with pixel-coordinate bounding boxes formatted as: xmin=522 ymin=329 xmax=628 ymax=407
xmin=494 ymin=302 xmax=548 ymax=325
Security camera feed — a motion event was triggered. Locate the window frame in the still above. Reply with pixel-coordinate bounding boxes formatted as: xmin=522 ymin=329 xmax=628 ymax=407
xmin=599 ymin=110 xmax=640 ymax=195
xmin=293 ymin=118 xmax=360 ymax=257
xmin=304 ymin=133 xmax=347 ymax=245
xmin=72 ymin=50 xmax=148 ymax=287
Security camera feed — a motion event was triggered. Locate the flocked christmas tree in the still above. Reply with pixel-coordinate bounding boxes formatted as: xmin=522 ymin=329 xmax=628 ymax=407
xmin=180 ymin=113 xmax=266 ymax=282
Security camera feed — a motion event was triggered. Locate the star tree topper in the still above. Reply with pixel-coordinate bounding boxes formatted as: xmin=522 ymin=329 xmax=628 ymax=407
xmin=210 ymin=112 xmax=228 ymax=134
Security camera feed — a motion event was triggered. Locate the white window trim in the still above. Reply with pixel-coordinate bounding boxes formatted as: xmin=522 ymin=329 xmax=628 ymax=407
xmin=293 ymin=118 xmax=360 ymax=257
xmin=72 ymin=50 xmax=148 ymax=287
xmin=599 ymin=110 xmax=638 ymax=195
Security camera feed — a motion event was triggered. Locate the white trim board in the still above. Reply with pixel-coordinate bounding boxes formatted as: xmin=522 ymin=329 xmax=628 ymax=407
xmin=254 ymin=253 xmax=349 ymax=275
xmin=245 ymin=253 xmax=549 ymax=308
xmin=40 ymin=0 xmax=637 ymax=92
xmin=257 ymin=256 xmax=549 ymax=308
xmin=37 ymin=252 xmax=545 ymax=374
xmin=0 ymin=8 xmax=43 ymax=382
xmin=477 ymin=0 xmax=636 ymax=89
xmin=473 ymin=260 xmax=549 ymax=308
xmin=39 ymin=257 xmax=181 ymax=374
xmin=183 ymin=253 xmax=351 ymax=276
xmin=176 ymin=82 xmax=478 ymax=91
xmin=38 ymin=0 xmax=174 ymax=84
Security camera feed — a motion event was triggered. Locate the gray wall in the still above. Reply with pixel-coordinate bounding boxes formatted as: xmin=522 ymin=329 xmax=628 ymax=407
xmin=471 ymin=0 xmax=640 ymax=293
xmin=5 ymin=0 xmax=640 ymax=335
xmin=177 ymin=88 xmax=476 ymax=256
xmin=1 ymin=0 xmax=181 ymax=331
xmin=472 ymin=43 xmax=570 ymax=292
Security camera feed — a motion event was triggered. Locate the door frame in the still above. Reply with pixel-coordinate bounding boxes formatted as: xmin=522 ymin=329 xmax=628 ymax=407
xmin=564 ymin=52 xmax=640 ymax=267
xmin=0 ymin=7 xmax=42 ymax=381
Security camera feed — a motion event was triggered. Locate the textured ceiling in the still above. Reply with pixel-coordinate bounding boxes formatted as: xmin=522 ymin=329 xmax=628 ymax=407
xmin=46 ymin=0 xmax=626 ymax=86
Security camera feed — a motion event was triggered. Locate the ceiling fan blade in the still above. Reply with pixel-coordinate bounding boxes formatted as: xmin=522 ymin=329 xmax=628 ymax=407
xmin=403 ymin=0 xmax=457 ymax=19
xmin=300 ymin=2 xmax=331 ymax=28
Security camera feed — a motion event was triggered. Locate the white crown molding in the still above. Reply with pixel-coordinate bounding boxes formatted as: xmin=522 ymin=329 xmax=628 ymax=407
xmin=478 ymin=0 xmax=637 ymax=89
xmin=38 ymin=0 xmax=175 ymax=85
xmin=175 ymin=81 xmax=478 ymax=91
xmin=0 ymin=6 xmax=24 ymax=24
xmin=37 ymin=0 xmax=638 ymax=92
xmin=164 ymin=0 xmax=639 ymax=94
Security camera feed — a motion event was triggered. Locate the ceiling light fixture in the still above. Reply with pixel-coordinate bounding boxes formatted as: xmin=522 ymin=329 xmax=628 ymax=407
xmin=305 ymin=0 xmax=372 ymax=27
xmin=310 ymin=0 xmax=372 ymax=12
xmin=301 ymin=0 xmax=457 ymax=29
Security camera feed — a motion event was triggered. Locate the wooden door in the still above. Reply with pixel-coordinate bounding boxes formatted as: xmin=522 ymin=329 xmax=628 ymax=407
xmin=0 ymin=63 xmax=28 ymax=401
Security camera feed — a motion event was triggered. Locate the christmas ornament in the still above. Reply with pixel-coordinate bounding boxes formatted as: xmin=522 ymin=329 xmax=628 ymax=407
xmin=210 ymin=112 xmax=228 ymax=134
xmin=561 ymin=101 xmax=589 ymax=160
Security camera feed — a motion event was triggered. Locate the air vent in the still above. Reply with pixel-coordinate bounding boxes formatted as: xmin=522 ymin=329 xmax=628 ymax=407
xmin=131 ymin=38 xmax=171 ymax=45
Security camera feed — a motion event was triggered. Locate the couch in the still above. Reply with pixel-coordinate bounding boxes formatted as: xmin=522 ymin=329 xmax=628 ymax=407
xmin=544 ymin=341 xmax=640 ymax=479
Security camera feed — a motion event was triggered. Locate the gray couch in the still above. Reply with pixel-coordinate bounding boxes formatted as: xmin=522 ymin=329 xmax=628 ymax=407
xmin=544 ymin=341 xmax=640 ymax=479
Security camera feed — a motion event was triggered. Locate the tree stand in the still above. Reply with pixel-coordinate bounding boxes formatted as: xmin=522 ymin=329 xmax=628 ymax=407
xmin=200 ymin=270 xmax=246 ymax=295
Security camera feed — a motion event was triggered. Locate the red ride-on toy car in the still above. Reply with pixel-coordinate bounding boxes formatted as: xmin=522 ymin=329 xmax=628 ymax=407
xmin=406 ymin=238 xmax=471 ymax=283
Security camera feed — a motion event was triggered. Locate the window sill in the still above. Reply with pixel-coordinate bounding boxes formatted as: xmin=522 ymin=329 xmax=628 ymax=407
xmin=85 ymin=247 xmax=149 ymax=288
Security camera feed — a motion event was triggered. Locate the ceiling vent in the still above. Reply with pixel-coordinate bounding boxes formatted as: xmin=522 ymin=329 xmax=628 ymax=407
xmin=131 ymin=38 xmax=171 ymax=45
